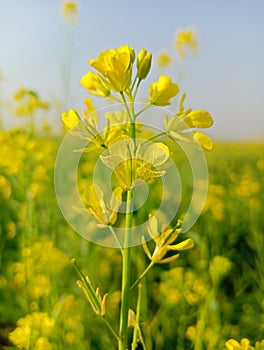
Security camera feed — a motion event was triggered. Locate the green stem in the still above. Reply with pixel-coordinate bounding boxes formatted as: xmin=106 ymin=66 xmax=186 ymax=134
xmin=131 ymin=76 xmax=138 ymax=93
xmin=119 ymin=189 xmax=133 ymax=350
xmin=110 ymin=94 xmax=123 ymax=104
xmin=142 ymin=131 xmax=167 ymax=145
xmin=108 ymin=225 xmax=124 ymax=255
xmin=132 ymin=79 xmax=141 ymax=100
xmin=132 ymin=284 xmax=142 ymax=350
xmin=101 ymin=317 xmax=120 ymax=342
xmin=135 ymin=103 xmax=152 ymax=119
xmin=130 ymin=261 xmax=154 ymax=290
xmin=120 ymin=91 xmax=133 ymax=123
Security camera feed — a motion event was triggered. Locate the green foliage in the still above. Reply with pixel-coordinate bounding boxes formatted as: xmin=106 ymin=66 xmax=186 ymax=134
xmin=0 ymin=132 xmax=264 ymax=349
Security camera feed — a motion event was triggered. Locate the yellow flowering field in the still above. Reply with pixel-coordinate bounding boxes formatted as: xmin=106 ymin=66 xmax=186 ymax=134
xmin=0 ymin=2 xmax=264 ymax=350
xmin=0 ymin=128 xmax=263 ymax=349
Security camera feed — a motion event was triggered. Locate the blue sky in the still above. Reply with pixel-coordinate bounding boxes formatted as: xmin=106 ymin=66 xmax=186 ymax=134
xmin=0 ymin=0 xmax=264 ymax=139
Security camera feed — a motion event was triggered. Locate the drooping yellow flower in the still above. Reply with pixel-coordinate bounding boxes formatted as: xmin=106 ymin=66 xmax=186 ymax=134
xmin=80 ymin=71 xmax=111 ymax=97
xmin=175 ymin=29 xmax=199 ymax=60
xmin=142 ymin=216 xmax=194 ymax=264
xmin=81 ymin=184 xmax=123 ymax=226
xmin=225 ymin=338 xmax=254 ymax=350
xmin=156 ymin=52 xmax=172 ymax=68
xmin=61 ymin=1 xmax=78 ymax=24
xmin=149 ymin=75 xmax=179 ymax=106
xmin=89 ymin=45 xmax=135 ymax=92
xmin=61 ymin=99 xmax=105 ymax=149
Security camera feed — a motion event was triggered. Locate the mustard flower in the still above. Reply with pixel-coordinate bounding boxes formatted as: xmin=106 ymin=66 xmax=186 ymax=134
xmin=9 ymin=312 xmax=54 ymax=350
xmin=80 ymin=71 xmax=111 ymax=97
xmin=164 ymin=93 xmax=213 ymax=150
xmin=142 ymin=216 xmax=194 ymax=264
xmin=89 ymin=45 xmax=135 ymax=92
xmin=62 ymin=98 xmax=106 ymax=151
xmin=225 ymin=338 xmax=254 ymax=350
xmin=100 ymin=139 xmax=170 ymax=190
xmin=175 ymin=28 xmax=199 ymax=60
xmin=149 ymin=75 xmax=179 ymax=106
xmin=81 ymin=184 xmax=123 ymax=226
xmin=61 ymin=1 xmax=78 ymax=24
xmin=35 ymin=337 xmax=53 ymax=350
xmin=13 ymin=87 xmax=49 ymax=117
xmin=156 ymin=52 xmax=172 ymax=68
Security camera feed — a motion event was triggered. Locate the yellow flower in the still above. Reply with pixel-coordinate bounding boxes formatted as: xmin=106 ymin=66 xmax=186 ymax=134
xmin=81 ymin=184 xmax=123 ymax=226
xmin=62 ymin=99 xmax=106 ymax=150
xmin=164 ymin=93 xmax=214 ymax=150
xmin=149 ymin=75 xmax=179 ymax=106
xmin=80 ymin=71 xmax=110 ymax=97
xmin=61 ymin=109 xmax=80 ymax=129
xmin=156 ymin=52 xmax=172 ymax=68
xmin=193 ymin=132 xmax=213 ymax=150
xmin=225 ymin=338 xmax=254 ymax=350
xmin=175 ymin=28 xmax=199 ymax=60
xmin=136 ymin=48 xmax=152 ymax=80
xmin=184 ymin=110 xmax=214 ymax=128
xmin=9 ymin=312 xmax=55 ymax=350
xmin=89 ymin=45 xmax=135 ymax=92
xmin=100 ymin=139 xmax=170 ymax=190
xmin=61 ymin=1 xmax=78 ymax=24
xmin=13 ymin=87 xmax=49 ymax=117
xmin=142 ymin=216 xmax=194 ymax=264
xmin=35 ymin=337 xmax=53 ymax=350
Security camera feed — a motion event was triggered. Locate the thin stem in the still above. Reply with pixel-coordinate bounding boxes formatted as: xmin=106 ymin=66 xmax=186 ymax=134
xmin=132 ymin=79 xmax=141 ymax=101
xmin=120 ymin=91 xmax=133 ymax=123
xmin=132 ymin=284 xmax=142 ymax=350
xmin=109 ymin=94 xmax=123 ymax=104
xmin=131 ymin=76 xmax=138 ymax=93
xmin=135 ymin=103 xmax=152 ymax=119
xmin=102 ymin=317 xmax=120 ymax=342
xmin=142 ymin=131 xmax=167 ymax=146
xmin=130 ymin=261 xmax=154 ymax=290
xmin=108 ymin=225 xmax=124 ymax=255
xmin=119 ymin=189 xmax=133 ymax=350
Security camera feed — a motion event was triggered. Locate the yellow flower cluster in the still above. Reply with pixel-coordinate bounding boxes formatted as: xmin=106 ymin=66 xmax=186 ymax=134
xmin=53 ymin=294 xmax=86 ymax=346
xmin=175 ymin=28 xmax=199 ymax=60
xmin=13 ymin=87 xmax=48 ymax=117
xmin=13 ymin=238 xmax=69 ymax=299
xmin=79 ymin=44 xmax=180 ymax=106
xmin=225 ymin=338 xmax=255 ymax=350
xmin=9 ymin=312 xmax=54 ymax=350
xmin=159 ymin=266 xmax=206 ymax=306
xmin=0 ymin=130 xmax=56 ymax=199
xmin=100 ymin=139 xmax=170 ymax=190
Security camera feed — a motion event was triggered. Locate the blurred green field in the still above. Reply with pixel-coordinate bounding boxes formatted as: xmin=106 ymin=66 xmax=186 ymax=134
xmin=0 ymin=129 xmax=263 ymax=350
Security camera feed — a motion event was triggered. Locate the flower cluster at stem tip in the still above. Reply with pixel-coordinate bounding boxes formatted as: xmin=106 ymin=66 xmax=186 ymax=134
xmin=62 ymin=44 xmax=213 ymax=152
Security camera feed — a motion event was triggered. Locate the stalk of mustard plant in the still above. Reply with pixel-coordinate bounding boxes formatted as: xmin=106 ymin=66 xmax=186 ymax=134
xmin=61 ymin=44 xmax=214 ymax=349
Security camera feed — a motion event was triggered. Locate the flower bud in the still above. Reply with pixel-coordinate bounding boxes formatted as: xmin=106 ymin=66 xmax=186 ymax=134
xmin=137 ymin=48 xmax=152 ymax=80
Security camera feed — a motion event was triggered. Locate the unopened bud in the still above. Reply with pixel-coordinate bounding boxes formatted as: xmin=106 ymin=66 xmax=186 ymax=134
xmin=137 ymin=49 xmax=152 ymax=80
